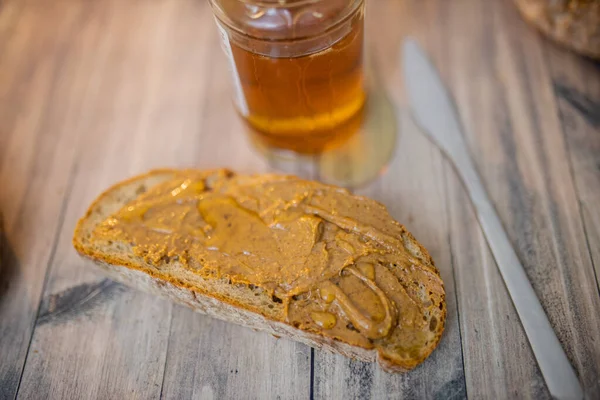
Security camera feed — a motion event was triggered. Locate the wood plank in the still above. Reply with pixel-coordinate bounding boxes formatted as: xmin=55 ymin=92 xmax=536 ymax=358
xmin=437 ymin=2 xmax=549 ymax=397
xmin=445 ymin=169 xmax=552 ymax=399
xmin=544 ymin=42 xmax=600 ymax=295
xmin=16 ymin=0 xmax=202 ymax=398
xmin=160 ymin=9 xmax=309 ymax=399
xmin=0 ymin=0 xmax=24 ymax=155
xmin=313 ymin=112 xmax=467 ymax=399
xmin=161 ymin=308 xmax=311 ymax=400
xmin=440 ymin=0 xmax=600 ymax=396
xmin=0 ymin=2 xmax=90 ymax=398
xmin=313 ymin=2 xmax=466 ymax=398
xmin=17 ymin=0 xmax=303 ymax=399
xmin=493 ymin=0 xmax=600 ymax=389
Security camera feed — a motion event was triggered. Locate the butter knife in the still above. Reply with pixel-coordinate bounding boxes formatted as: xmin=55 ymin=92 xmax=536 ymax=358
xmin=402 ymin=39 xmax=583 ymax=400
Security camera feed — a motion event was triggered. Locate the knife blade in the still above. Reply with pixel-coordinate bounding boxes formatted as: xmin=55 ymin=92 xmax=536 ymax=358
xmin=402 ymin=38 xmax=583 ymax=400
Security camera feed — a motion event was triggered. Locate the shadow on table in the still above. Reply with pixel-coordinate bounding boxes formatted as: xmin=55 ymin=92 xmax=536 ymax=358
xmin=0 ymin=213 xmax=18 ymax=303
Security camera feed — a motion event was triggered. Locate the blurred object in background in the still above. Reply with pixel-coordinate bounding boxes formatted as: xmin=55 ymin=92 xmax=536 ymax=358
xmin=209 ymin=0 xmax=366 ymax=153
xmin=514 ymin=0 xmax=599 ymax=59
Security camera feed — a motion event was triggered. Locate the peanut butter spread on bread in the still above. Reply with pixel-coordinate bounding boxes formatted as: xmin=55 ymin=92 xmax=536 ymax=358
xmin=92 ymin=169 xmax=444 ymax=353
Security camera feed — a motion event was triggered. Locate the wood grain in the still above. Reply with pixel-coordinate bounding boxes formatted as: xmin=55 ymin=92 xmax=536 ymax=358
xmin=13 ymin=0 xmax=300 ymax=399
xmin=1 ymin=0 xmax=599 ymax=399
xmin=16 ymin=1 xmax=182 ymax=397
xmin=432 ymin=2 xmax=554 ymax=398
xmin=156 ymin=6 xmax=309 ymax=399
xmin=0 ymin=1 xmax=89 ymax=397
xmin=314 ymin=113 xmax=467 ymax=400
xmin=313 ymin=2 xmax=466 ymax=398
xmin=439 ymin=0 xmax=600 ymax=396
xmin=545 ymin=44 xmax=600 ymax=296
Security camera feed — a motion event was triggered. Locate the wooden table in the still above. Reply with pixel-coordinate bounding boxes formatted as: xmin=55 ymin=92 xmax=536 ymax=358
xmin=1 ymin=0 xmax=599 ymax=398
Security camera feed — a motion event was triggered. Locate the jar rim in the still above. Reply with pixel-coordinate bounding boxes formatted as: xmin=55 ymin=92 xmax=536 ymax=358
xmin=235 ymin=0 xmax=324 ymax=7
xmin=209 ymin=0 xmax=364 ymax=43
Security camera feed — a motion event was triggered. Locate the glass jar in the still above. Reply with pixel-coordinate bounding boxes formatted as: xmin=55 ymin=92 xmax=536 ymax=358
xmin=209 ymin=0 xmax=366 ymax=152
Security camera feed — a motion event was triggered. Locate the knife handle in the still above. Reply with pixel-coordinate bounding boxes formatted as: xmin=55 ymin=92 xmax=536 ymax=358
xmin=452 ymin=151 xmax=583 ymax=400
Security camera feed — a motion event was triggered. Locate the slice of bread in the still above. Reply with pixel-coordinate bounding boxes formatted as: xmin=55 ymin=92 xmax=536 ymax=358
xmin=73 ymin=169 xmax=446 ymax=372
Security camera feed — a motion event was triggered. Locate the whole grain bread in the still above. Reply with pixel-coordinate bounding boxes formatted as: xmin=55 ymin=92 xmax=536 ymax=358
xmin=514 ymin=0 xmax=600 ymax=59
xmin=73 ymin=169 xmax=446 ymax=372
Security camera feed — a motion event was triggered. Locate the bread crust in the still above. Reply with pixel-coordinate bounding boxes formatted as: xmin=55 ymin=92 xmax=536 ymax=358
xmin=73 ymin=169 xmax=446 ymax=373
xmin=514 ymin=0 xmax=600 ymax=59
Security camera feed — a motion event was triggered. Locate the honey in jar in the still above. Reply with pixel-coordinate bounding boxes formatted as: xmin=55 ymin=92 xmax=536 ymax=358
xmin=209 ymin=0 xmax=366 ymax=152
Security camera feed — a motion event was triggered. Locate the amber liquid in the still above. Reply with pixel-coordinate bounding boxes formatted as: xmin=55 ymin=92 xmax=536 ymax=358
xmin=229 ymin=10 xmax=365 ymax=153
